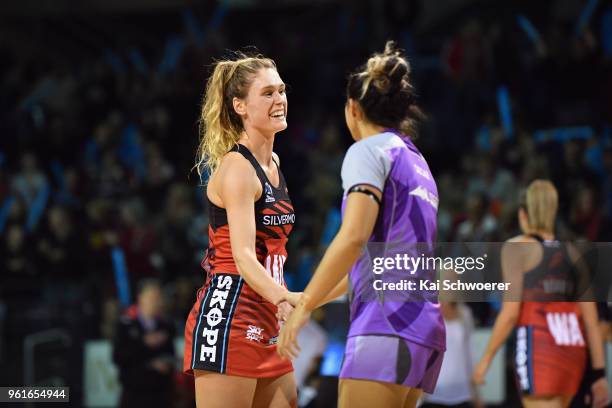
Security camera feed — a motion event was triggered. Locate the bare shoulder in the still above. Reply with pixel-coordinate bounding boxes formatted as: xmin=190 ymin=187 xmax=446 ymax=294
xmin=215 ymin=151 xmax=260 ymax=199
xmin=218 ymin=151 xmax=256 ymax=179
xmin=272 ymin=151 xmax=280 ymax=166
xmin=502 ymin=234 xmax=537 ymax=259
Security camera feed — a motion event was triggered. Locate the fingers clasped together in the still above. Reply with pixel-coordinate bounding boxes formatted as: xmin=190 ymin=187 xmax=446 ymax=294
xmin=275 ymin=292 xmax=310 ymax=360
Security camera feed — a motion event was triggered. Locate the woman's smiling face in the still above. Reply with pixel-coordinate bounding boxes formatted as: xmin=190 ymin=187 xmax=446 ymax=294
xmin=236 ymin=67 xmax=287 ymax=136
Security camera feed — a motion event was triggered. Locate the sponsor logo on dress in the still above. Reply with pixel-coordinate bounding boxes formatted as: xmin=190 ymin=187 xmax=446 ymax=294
xmin=265 ymin=182 xmax=275 ymax=203
xmin=409 ymin=186 xmax=439 ymax=210
xmin=546 ymin=312 xmax=585 ymax=346
xmin=542 ymin=279 xmax=571 ymax=294
xmin=516 ymin=326 xmax=530 ymax=391
xmin=263 ymin=213 xmax=295 ymax=226
xmin=246 ymin=325 xmax=264 ymax=343
xmin=199 ymin=275 xmax=233 ymax=363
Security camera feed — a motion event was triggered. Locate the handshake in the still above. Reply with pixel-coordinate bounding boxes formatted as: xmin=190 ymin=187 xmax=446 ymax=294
xmin=275 ymin=291 xmax=303 ymax=323
xmin=274 ymin=291 xmax=312 ymax=360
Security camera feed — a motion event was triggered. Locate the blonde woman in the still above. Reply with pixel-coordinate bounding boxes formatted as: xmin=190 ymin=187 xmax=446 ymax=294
xmin=183 ymin=52 xmax=297 ymax=407
xmin=473 ymin=180 xmax=609 ymax=408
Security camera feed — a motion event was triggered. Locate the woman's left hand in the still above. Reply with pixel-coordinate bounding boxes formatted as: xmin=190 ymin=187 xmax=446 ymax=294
xmin=276 ymin=301 xmax=294 ymax=323
xmin=277 ymin=302 xmax=310 ymax=359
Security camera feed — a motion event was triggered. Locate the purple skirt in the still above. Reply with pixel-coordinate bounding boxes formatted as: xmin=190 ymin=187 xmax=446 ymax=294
xmin=339 ymin=335 xmax=444 ymax=393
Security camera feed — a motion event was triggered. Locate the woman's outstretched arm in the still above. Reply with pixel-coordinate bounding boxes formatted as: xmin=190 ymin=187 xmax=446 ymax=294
xmin=277 ymin=185 xmax=380 ymax=358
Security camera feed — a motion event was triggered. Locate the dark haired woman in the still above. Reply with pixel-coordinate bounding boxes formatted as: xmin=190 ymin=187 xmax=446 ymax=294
xmin=278 ymin=41 xmax=445 ymax=408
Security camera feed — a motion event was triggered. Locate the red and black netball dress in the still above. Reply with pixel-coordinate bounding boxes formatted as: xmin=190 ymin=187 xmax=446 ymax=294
xmin=515 ymin=235 xmax=586 ymax=396
xmin=184 ymin=144 xmax=295 ymax=378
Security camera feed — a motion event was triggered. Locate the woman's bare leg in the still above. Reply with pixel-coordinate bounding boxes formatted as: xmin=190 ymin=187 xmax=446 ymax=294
xmin=339 ymin=378 xmax=421 ymax=408
xmin=522 ymin=395 xmax=568 ymax=408
xmin=252 ymin=371 xmax=297 ymax=408
xmin=404 ymin=387 xmax=423 ymax=408
xmin=194 ymin=370 xmax=257 ymax=408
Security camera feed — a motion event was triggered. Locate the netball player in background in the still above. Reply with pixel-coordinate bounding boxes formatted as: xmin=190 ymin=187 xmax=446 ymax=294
xmin=183 ymin=52 xmax=297 ymax=407
xmin=473 ymin=180 xmax=609 ymax=408
xmin=278 ymin=41 xmax=445 ymax=408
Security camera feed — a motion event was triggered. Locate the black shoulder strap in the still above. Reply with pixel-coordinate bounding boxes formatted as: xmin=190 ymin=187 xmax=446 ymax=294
xmin=231 ymin=144 xmax=258 ymax=169
xmin=232 ymin=144 xmax=287 ymax=191
xmin=271 ymin=155 xmax=288 ymax=191
xmin=230 ymin=144 xmax=267 ymax=181
xmin=230 ymin=144 xmax=270 ymax=205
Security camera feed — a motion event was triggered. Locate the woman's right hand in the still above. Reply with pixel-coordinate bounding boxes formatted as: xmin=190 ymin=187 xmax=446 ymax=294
xmin=591 ymin=377 xmax=609 ymax=408
xmin=279 ymin=291 xmax=303 ymax=307
xmin=472 ymin=358 xmax=490 ymax=386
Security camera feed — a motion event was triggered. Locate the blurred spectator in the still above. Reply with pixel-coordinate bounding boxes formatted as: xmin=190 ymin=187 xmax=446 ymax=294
xmin=421 ymin=302 xmax=481 ymax=408
xmin=602 ymin=148 xmax=612 ymax=241
xmin=83 ymin=121 xmax=118 ymax=178
xmin=570 ymin=184 xmax=602 ymax=241
xmin=101 ymin=298 xmax=120 ymax=340
xmin=113 ymin=279 xmax=175 ymax=408
xmin=467 ymin=155 xmax=517 ymax=213
xmin=143 ymin=142 xmax=175 ymax=212
xmin=11 ymin=152 xmax=48 ymax=210
xmin=442 ymin=20 xmax=488 ymax=84
xmin=96 ymin=151 xmax=132 ymax=198
xmin=455 ymin=193 xmax=498 ymax=242
xmin=36 ymin=206 xmax=86 ymax=282
xmin=166 ymin=277 xmax=198 ymax=331
xmin=116 ymin=198 xmax=159 ymax=283
xmin=552 ymin=140 xmax=596 ymax=214
xmin=0 ymin=165 xmax=8 ymax=202
xmin=294 ymin=317 xmax=328 ymax=408
xmin=436 ymin=173 xmax=465 ymax=242
xmin=520 ymin=155 xmax=550 ymax=185
xmin=0 ymin=224 xmax=38 ymax=302
xmin=36 ymin=206 xmax=88 ymax=319
xmin=157 ymin=183 xmax=196 ymax=280
xmin=52 ymin=166 xmax=85 ymax=209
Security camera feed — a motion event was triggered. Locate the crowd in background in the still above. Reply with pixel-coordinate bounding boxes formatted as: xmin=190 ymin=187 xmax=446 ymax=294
xmin=1 ymin=0 xmax=612 ymax=405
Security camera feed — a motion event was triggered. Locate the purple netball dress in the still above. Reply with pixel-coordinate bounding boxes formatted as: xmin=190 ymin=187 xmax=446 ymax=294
xmin=338 ymin=130 xmax=446 ymax=393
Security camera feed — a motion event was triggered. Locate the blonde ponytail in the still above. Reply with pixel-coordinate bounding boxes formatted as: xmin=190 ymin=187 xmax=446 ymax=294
xmin=195 ymin=53 xmax=276 ymax=179
xmin=525 ymin=179 xmax=558 ymax=232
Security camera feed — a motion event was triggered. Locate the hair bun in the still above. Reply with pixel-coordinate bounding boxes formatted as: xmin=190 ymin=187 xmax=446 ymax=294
xmin=346 ymin=41 xmax=423 ymax=137
xmin=364 ymin=41 xmax=410 ymax=94
xmin=384 ymin=41 xmax=410 ymax=82
xmin=388 ymin=57 xmax=409 ymax=82
xmin=365 ymin=56 xmax=390 ymax=93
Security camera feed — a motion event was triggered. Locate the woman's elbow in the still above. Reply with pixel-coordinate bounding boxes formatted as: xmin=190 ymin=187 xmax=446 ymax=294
xmin=337 ymin=225 xmax=370 ymax=248
xmin=344 ymin=233 xmax=369 ymax=249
